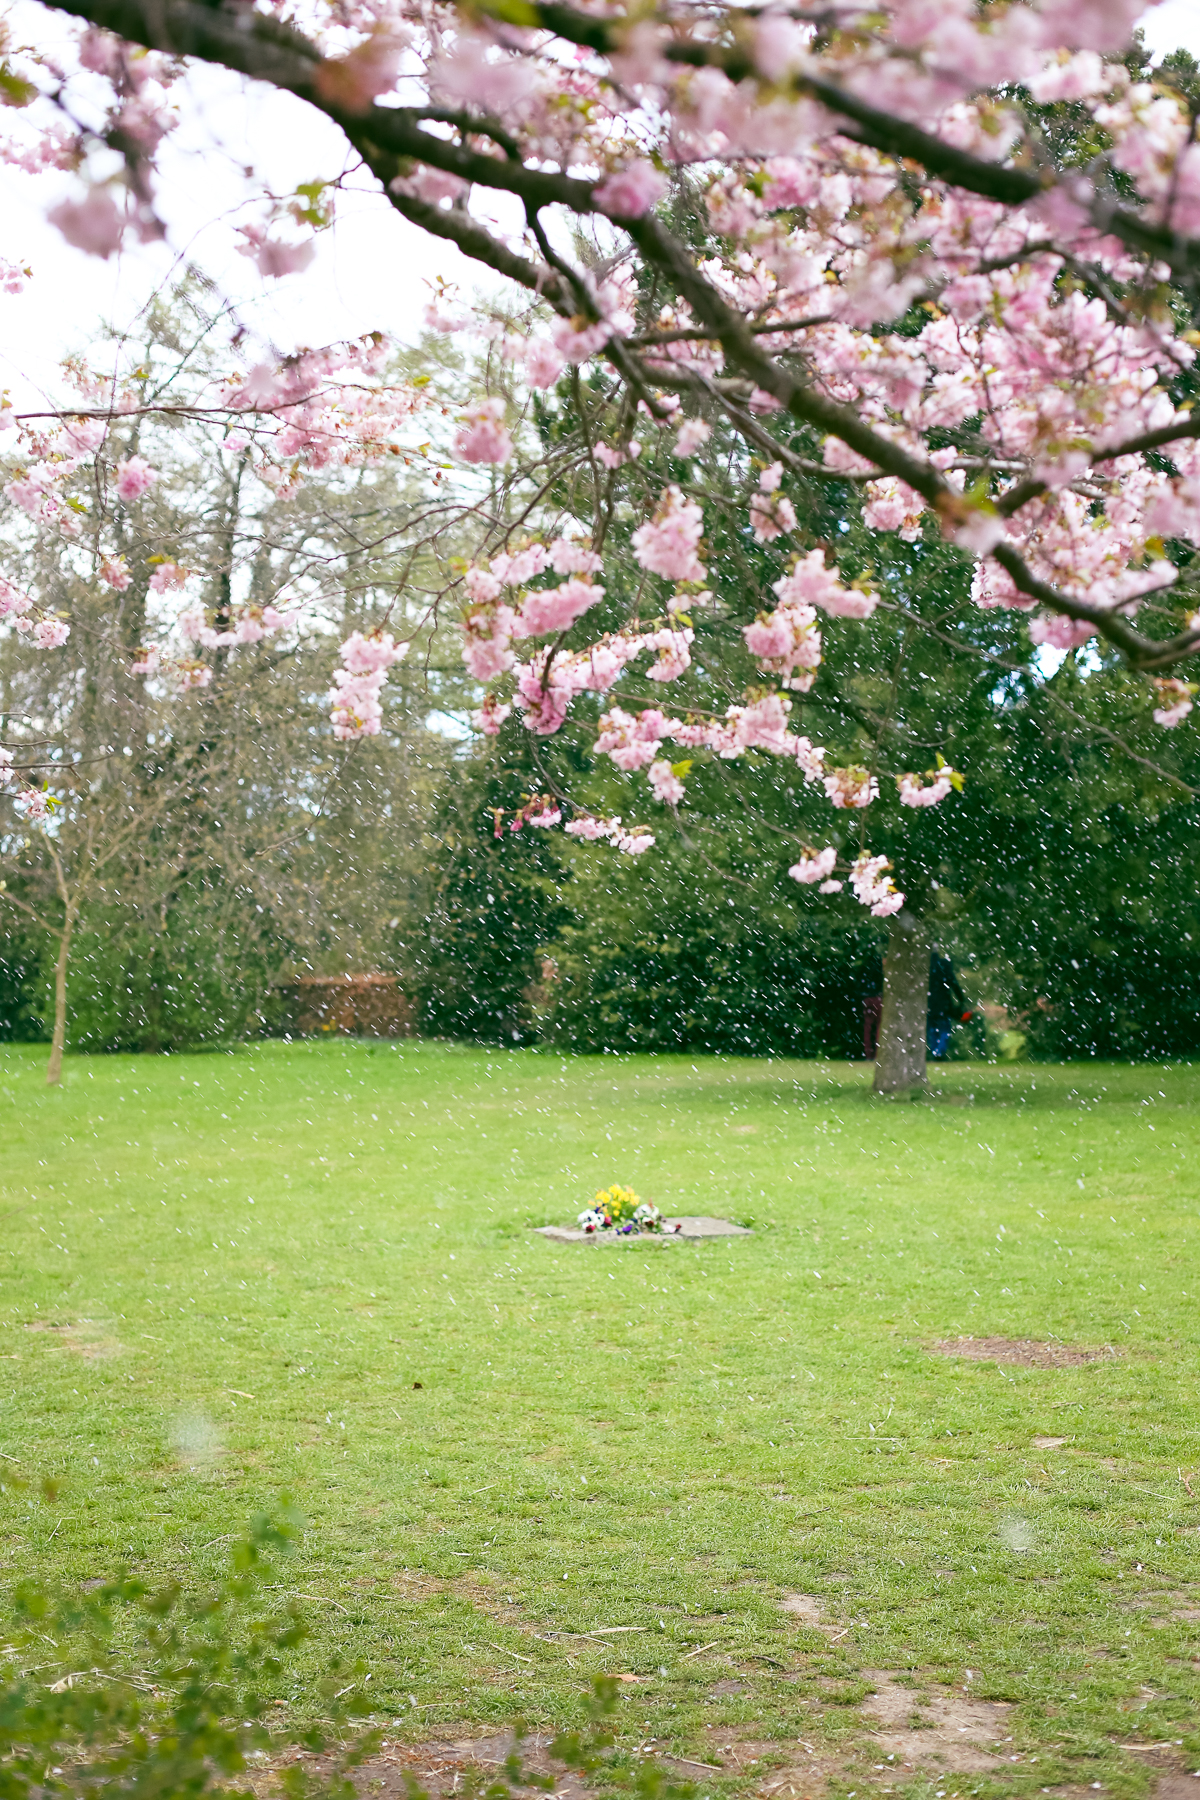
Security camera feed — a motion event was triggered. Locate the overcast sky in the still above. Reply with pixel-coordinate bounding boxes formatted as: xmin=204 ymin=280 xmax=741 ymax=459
xmin=0 ymin=1 xmax=1196 ymax=412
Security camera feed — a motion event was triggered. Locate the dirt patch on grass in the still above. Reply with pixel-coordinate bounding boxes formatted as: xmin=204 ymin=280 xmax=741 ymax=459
xmin=1127 ymin=1591 xmax=1200 ymax=1627
xmin=23 ymin=1319 xmax=121 ymax=1360
xmin=858 ymin=1671 xmax=1011 ymax=1774
xmin=779 ymin=1594 xmax=859 ymax=1647
xmin=253 ymin=1729 xmax=590 ymax=1800
xmin=930 ymin=1336 xmax=1119 ymax=1369
xmin=1115 ymin=1742 xmax=1200 ymax=1800
xmin=780 ymin=1596 xmax=827 ymax=1628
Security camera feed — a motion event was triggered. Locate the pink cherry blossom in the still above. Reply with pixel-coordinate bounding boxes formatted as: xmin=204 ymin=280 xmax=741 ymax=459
xmin=648 ymin=759 xmax=685 ymax=804
xmin=674 ymin=418 xmax=712 ymax=457
xmin=734 ymin=693 xmax=792 ymax=752
xmin=614 ymin=826 xmax=655 ymax=854
xmin=526 ymin=338 xmax=567 ymax=389
xmin=744 ymin=613 xmax=794 ymax=661
xmin=339 ymin=629 xmax=408 ymax=674
xmin=642 ymin=626 xmax=694 ymax=682
xmin=789 ymin=846 xmax=838 ymax=884
xmin=594 ymin=161 xmax=668 ymax=219
xmin=464 ymin=565 xmax=504 ymax=603
xmin=252 ymin=233 xmax=317 ymax=280
xmin=596 ymin=706 xmax=663 ymax=771
xmin=48 ymin=187 xmax=125 ymax=258
xmin=773 ymin=550 xmax=878 ymax=619
xmin=594 ymin=439 xmax=641 ymax=470
xmin=749 ymin=489 xmax=797 ymax=543
xmin=149 ymin=560 xmax=188 ymax=593
xmin=329 ymin=667 xmax=386 ymax=738
xmin=516 ymin=578 xmax=602 ymax=638
xmin=548 ymin=538 xmax=604 ymax=576
xmin=115 ymin=457 xmax=158 ymax=502
xmin=864 ymin=478 xmax=925 ymax=539
xmin=100 ymin=556 xmax=132 ymax=591
xmin=314 ymin=32 xmax=404 ymax=111
xmin=32 ymin=617 xmax=70 ymax=648
xmin=1151 ymin=677 xmax=1196 ymax=728
xmin=454 ymin=398 xmax=513 ymax=466
xmin=565 ymin=814 xmax=621 ymax=841
xmin=430 ymin=31 xmax=536 ymax=114
xmin=897 ymin=769 xmax=957 ymax=807
xmin=823 ymin=766 xmax=879 ymax=810
xmin=472 ymin=694 xmax=512 ymax=735
xmin=328 ymin=631 xmax=408 ymax=739
xmin=394 ymin=167 xmax=468 ymax=207
xmin=1028 ymin=613 xmax=1096 ymax=652
xmin=464 ymin=637 xmax=514 ymax=682
xmin=632 ymin=487 xmax=706 ymax=583
xmin=849 ymin=852 xmax=903 ymax=916
xmin=491 ymin=545 xmax=549 ymax=586
xmin=551 ymin=316 xmax=612 ymax=363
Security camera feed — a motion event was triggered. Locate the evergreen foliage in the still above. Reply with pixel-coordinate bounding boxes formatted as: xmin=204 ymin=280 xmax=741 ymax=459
xmin=409 ymin=739 xmax=573 ymax=1044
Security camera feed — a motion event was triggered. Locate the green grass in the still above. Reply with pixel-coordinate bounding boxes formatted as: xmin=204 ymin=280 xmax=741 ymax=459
xmin=2 ymin=1040 xmax=1199 ymax=1798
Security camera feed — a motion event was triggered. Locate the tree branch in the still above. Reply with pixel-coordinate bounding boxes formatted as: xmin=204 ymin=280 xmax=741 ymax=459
xmin=515 ymin=1 xmax=1200 ymax=279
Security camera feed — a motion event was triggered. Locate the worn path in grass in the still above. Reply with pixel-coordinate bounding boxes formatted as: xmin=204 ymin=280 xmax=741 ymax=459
xmin=2 ymin=1041 xmax=1199 ymax=1800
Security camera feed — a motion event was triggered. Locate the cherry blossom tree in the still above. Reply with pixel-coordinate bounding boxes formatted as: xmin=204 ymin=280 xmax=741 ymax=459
xmin=3 ymin=0 xmax=1200 ymax=1085
xmin=0 ymin=289 xmax=475 ymax=1077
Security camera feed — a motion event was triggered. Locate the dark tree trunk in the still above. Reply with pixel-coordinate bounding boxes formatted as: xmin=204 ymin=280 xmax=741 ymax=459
xmin=873 ymin=909 xmax=930 ymax=1095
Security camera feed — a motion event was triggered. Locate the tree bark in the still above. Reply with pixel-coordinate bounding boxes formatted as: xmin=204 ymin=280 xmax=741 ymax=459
xmin=45 ymin=905 xmax=75 ymax=1088
xmin=872 ymin=909 xmax=929 ymax=1096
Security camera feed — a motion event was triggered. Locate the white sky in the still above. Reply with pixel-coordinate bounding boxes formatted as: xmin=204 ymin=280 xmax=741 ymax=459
xmin=0 ymin=2 xmax=1197 ymax=410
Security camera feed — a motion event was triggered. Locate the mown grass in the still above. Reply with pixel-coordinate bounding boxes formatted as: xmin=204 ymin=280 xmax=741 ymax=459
xmin=1 ymin=1040 xmax=1199 ymax=1798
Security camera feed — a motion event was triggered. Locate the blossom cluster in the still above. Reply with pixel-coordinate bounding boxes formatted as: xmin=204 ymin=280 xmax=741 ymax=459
xmin=849 ymin=854 xmax=905 ymax=919
xmin=563 ymin=813 xmax=655 ymax=855
xmin=0 ymin=746 xmax=55 ymax=822
xmin=328 ymin=630 xmax=408 ymax=740
xmin=0 ymin=576 xmax=70 ymax=648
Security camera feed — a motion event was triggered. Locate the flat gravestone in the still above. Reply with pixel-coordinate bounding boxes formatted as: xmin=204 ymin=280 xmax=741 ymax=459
xmin=535 ymin=1216 xmax=751 ymax=1243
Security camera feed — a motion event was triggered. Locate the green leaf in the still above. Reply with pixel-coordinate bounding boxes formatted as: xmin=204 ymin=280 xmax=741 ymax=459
xmin=473 ymin=0 xmax=541 ymax=25
xmin=0 ymin=65 xmax=38 ymax=107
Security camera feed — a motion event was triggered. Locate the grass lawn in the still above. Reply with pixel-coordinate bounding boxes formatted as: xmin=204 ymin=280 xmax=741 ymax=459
xmin=2 ymin=1039 xmax=1199 ymax=1800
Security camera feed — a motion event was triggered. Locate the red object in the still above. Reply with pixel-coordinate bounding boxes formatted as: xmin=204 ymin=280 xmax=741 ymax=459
xmin=275 ymin=974 xmax=413 ymax=1038
xmin=863 ymin=995 xmax=882 ymax=1059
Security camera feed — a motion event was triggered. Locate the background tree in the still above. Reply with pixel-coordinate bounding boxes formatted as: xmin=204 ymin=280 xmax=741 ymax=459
xmin=0 ymin=288 xmax=468 ymax=1072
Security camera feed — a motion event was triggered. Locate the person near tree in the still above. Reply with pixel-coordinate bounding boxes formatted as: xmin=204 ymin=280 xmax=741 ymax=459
xmin=927 ymin=952 xmax=971 ymax=1061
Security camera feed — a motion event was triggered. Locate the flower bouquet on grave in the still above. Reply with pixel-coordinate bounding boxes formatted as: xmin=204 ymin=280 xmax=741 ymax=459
xmin=578 ymin=1184 xmax=666 ymax=1234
